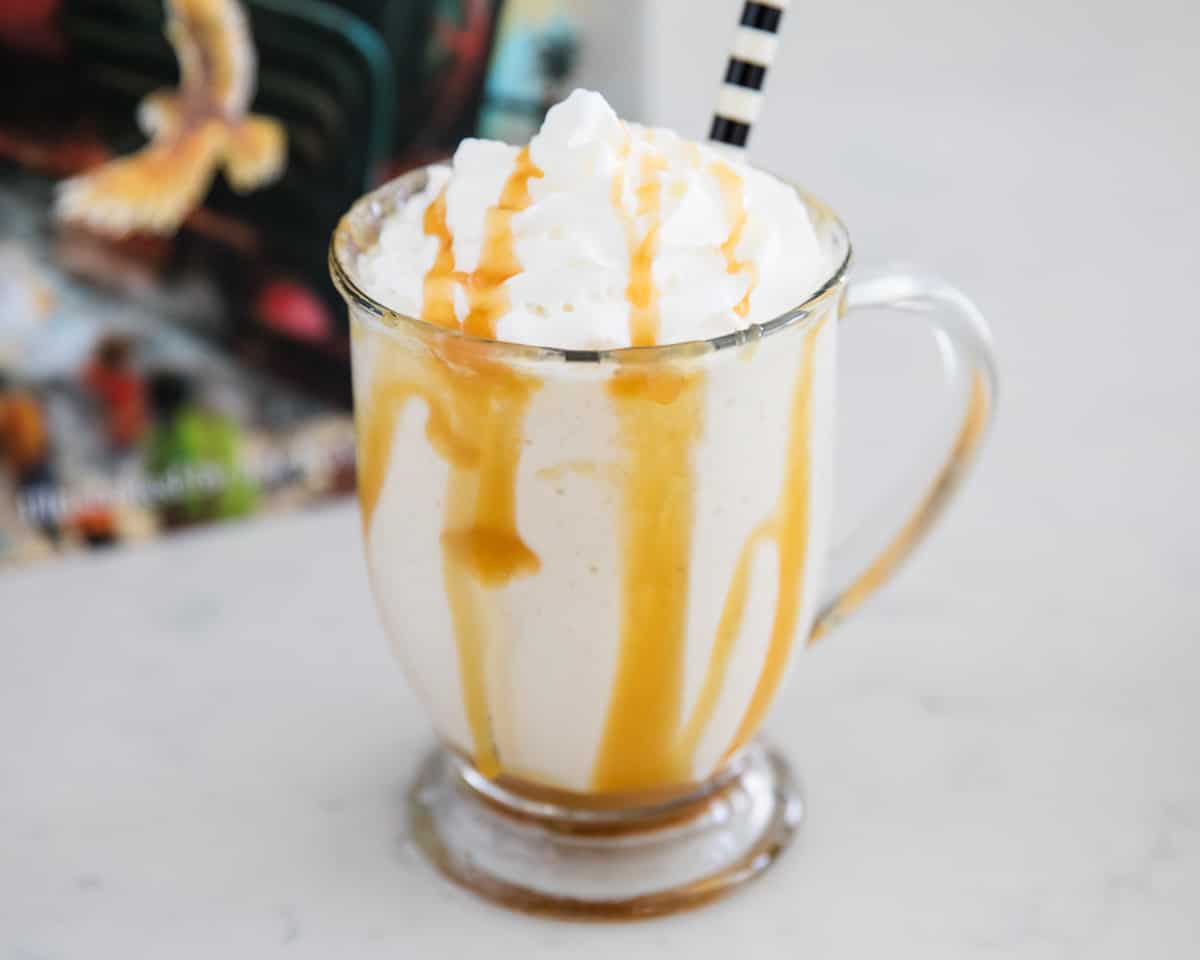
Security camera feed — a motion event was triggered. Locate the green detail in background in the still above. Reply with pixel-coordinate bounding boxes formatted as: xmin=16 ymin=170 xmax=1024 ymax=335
xmin=146 ymin=405 xmax=259 ymax=526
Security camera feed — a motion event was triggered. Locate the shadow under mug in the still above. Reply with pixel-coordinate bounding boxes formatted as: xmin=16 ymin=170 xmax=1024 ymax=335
xmin=330 ymin=166 xmax=998 ymax=918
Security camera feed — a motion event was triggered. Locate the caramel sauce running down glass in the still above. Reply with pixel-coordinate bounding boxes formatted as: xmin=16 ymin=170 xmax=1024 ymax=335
xmin=330 ymin=166 xmax=997 ymax=919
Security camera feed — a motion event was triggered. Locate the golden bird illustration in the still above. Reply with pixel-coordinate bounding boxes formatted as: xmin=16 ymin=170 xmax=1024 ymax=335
xmin=56 ymin=0 xmax=286 ymax=236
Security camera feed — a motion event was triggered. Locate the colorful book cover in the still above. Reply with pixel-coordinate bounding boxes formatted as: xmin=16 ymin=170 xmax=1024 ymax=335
xmin=0 ymin=0 xmax=579 ymax=566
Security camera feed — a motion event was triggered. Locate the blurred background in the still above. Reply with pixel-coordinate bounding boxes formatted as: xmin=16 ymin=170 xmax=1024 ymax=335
xmin=2 ymin=0 xmax=1195 ymax=571
xmin=2 ymin=0 xmax=1197 ymax=955
xmin=0 ymin=0 xmax=594 ymax=563
xmin=4 ymin=0 xmax=1195 ymax=573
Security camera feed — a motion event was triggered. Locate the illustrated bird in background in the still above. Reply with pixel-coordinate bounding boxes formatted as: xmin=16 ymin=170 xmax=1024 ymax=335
xmin=56 ymin=0 xmax=287 ymax=237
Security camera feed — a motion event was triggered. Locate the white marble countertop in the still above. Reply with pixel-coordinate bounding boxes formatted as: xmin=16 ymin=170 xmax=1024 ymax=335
xmin=3 ymin=0 xmax=1198 ymax=956
xmin=3 ymin=478 xmax=1197 ymax=958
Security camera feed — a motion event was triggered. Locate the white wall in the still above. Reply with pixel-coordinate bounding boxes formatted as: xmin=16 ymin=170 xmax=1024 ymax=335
xmin=566 ymin=0 xmax=1200 ymax=618
xmin=601 ymin=0 xmax=1198 ymax=535
xmin=563 ymin=0 xmax=645 ymax=120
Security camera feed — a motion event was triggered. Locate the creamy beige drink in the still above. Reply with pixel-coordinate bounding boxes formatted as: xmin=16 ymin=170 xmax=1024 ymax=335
xmin=340 ymin=90 xmax=840 ymax=796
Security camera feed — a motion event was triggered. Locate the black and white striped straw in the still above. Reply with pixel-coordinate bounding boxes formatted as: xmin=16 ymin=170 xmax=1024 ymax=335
xmin=709 ymin=0 xmax=789 ymax=153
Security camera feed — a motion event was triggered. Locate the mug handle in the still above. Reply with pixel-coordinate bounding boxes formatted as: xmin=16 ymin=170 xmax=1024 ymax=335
xmin=810 ymin=267 xmax=999 ymax=642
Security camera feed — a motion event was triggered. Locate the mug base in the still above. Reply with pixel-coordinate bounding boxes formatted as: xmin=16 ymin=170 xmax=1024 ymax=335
xmin=407 ymin=740 xmax=803 ymax=919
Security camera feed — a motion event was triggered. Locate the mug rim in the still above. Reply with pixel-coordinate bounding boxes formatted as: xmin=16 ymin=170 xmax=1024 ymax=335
xmin=329 ymin=164 xmax=852 ymax=363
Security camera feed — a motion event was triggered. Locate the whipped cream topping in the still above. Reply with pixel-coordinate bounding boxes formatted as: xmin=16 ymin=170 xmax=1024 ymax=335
xmin=357 ymin=89 xmax=828 ymax=350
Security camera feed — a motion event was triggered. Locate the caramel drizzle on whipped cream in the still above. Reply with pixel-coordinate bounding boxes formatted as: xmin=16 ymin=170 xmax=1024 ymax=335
xmin=608 ymin=130 xmax=669 ymax=347
xmin=360 ymin=135 xmax=824 ymax=791
xmin=420 ymin=188 xmax=461 ymax=331
xmin=464 ymin=146 xmax=543 ymax=339
xmin=420 ymin=146 xmax=544 ymax=338
xmin=709 ymin=161 xmax=760 ymax=319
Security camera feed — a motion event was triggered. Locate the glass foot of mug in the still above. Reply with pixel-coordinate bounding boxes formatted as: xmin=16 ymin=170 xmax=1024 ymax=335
xmin=407 ymin=741 xmax=803 ymax=919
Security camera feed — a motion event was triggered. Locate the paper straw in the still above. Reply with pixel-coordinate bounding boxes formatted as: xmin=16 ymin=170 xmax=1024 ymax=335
xmin=709 ymin=0 xmax=789 ymax=152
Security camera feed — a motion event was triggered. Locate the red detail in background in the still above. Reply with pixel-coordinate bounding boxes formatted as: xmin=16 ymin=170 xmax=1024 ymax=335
xmin=0 ymin=0 xmax=64 ymax=55
xmin=82 ymin=352 xmax=147 ymax=452
xmin=428 ymin=0 xmax=492 ymax=135
xmin=0 ymin=0 xmax=58 ymax=25
xmin=254 ymin=280 xmax=333 ymax=344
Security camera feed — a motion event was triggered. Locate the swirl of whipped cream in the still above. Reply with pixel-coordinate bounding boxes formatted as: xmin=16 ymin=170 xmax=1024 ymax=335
xmin=357 ymin=89 xmax=828 ymax=350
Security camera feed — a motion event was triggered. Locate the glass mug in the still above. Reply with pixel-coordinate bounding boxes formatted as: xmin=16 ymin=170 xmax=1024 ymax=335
xmin=330 ymin=168 xmax=997 ymax=918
